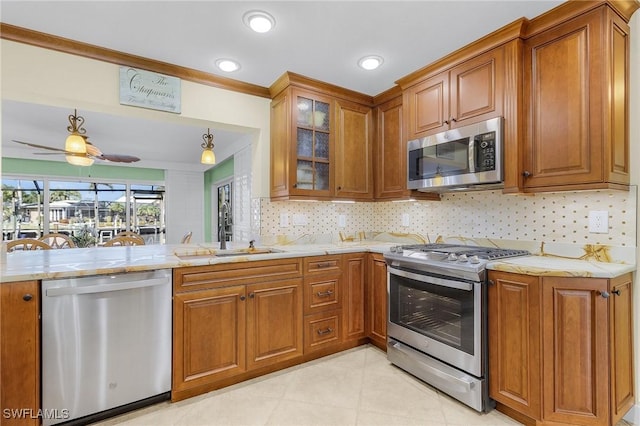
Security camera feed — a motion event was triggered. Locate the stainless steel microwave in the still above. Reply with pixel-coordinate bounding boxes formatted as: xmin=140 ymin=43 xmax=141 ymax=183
xmin=407 ymin=117 xmax=503 ymax=192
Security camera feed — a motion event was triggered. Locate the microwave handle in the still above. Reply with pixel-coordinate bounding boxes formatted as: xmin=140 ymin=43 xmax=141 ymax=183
xmin=468 ymin=137 xmax=476 ymax=173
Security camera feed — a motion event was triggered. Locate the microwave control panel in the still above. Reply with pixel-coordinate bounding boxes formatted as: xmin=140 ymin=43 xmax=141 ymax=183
xmin=474 ymin=131 xmax=496 ymax=172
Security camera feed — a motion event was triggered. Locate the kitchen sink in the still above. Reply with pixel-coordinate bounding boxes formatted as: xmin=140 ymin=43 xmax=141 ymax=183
xmin=176 ymin=248 xmax=283 ymax=260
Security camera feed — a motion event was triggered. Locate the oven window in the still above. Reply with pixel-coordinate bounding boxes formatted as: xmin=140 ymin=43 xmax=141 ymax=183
xmin=390 ymin=274 xmax=475 ymax=355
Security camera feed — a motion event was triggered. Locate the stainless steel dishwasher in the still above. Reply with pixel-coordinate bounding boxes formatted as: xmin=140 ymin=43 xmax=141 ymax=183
xmin=42 ymin=269 xmax=172 ymax=426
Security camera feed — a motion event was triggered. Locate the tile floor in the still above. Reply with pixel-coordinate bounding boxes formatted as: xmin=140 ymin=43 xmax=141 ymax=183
xmin=95 ymin=345 xmax=526 ymax=426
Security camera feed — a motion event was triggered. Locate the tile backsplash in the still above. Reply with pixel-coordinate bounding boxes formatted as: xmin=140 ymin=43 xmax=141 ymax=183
xmin=258 ymin=188 xmax=637 ymax=247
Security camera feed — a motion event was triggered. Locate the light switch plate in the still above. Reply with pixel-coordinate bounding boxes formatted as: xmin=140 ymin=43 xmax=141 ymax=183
xmin=280 ymin=213 xmax=289 ymax=227
xmin=292 ymin=214 xmax=308 ymax=226
xmin=401 ymin=213 xmax=410 ymax=227
xmin=338 ymin=215 xmax=346 ymax=227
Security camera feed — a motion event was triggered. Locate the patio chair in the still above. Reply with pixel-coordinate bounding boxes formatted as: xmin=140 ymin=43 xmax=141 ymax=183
xmin=7 ymin=238 xmax=52 ymax=252
xmin=103 ymin=236 xmax=145 ymax=246
xmin=39 ymin=233 xmax=76 ymax=249
xmin=114 ymin=231 xmax=145 ymax=243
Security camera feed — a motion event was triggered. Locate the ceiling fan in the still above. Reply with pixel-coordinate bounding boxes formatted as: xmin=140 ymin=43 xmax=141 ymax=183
xmin=12 ymin=109 xmax=140 ymax=165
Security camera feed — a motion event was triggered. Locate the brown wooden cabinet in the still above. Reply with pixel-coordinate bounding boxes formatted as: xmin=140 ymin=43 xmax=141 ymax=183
xmin=172 ymin=258 xmax=303 ymax=400
xmin=1 ymin=280 xmax=40 ymax=426
xmin=488 ymin=270 xmax=634 ymax=426
xmin=270 ymin=72 xmax=373 ymax=201
xmin=403 ymin=47 xmax=504 ymax=140
xmin=366 ymin=253 xmax=387 ymax=351
xmin=335 ymin=99 xmax=373 ymax=200
xmin=522 ymin=4 xmax=631 ymax=192
xmin=342 ymin=253 xmax=366 ymax=342
xmin=303 ymin=255 xmax=343 ymax=353
xmin=374 ymin=94 xmax=408 ymax=200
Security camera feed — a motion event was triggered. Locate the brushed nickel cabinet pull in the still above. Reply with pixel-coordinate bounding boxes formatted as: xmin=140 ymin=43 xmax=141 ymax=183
xmin=317 ymin=327 xmax=333 ymax=336
xmin=317 ymin=262 xmax=333 ymax=268
xmin=316 ymin=290 xmax=333 ymax=297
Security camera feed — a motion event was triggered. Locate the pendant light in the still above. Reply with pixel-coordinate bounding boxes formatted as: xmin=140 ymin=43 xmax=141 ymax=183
xmin=200 ymin=128 xmax=216 ymax=164
xmin=65 ymin=109 xmax=91 ymax=166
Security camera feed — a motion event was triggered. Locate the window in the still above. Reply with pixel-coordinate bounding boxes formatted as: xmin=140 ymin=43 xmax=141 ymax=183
xmin=2 ymin=177 xmax=165 ymax=246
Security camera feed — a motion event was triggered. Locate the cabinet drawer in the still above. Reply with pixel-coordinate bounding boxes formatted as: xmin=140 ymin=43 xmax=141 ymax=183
xmin=304 ymin=311 xmax=342 ymax=353
xmin=304 ymin=277 xmax=340 ymax=314
xmin=304 ymin=256 xmax=342 ymax=274
xmin=174 ymin=258 xmax=303 ymax=293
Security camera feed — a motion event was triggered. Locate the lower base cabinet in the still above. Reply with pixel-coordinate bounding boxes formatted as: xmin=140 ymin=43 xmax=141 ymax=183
xmin=367 ymin=253 xmax=387 ymax=350
xmin=172 ymin=253 xmax=387 ymax=402
xmin=1 ymin=280 xmax=40 ymax=426
xmin=172 ymin=259 xmax=304 ymax=400
xmin=489 ymin=271 xmax=634 ymax=426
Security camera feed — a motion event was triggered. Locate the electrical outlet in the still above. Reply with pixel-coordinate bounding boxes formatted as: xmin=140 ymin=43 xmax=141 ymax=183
xmin=588 ymin=210 xmax=609 ymax=233
xmin=337 ymin=215 xmax=346 ymax=227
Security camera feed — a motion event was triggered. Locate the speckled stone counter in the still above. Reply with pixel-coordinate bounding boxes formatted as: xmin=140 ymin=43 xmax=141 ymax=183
xmin=1 ymin=235 xmax=635 ymax=283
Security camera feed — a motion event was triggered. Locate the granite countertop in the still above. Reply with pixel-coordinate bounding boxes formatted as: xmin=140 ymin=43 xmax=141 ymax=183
xmin=0 ymin=239 xmax=635 ymax=283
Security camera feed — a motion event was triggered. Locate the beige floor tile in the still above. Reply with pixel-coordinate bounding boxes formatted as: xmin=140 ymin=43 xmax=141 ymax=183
xmin=438 ymin=394 xmax=522 ymax=426
xmin=177 ymin=392 xmax=280 ymax=426
xmin=356 ymin=410 xmax=447 ymax=426
xmin=266 ymin=399 xmax=358 ymax=426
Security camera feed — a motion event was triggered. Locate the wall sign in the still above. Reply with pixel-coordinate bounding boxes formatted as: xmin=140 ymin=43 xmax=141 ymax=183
xmin=119 ymin=67 xmax=181 ymax=113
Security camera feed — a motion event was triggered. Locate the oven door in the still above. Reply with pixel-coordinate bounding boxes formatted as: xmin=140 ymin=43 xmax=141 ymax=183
xmin=387 ymin=266 xmax=482 ymax=377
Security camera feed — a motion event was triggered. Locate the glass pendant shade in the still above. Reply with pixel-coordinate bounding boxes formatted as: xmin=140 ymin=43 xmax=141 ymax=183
xmin=65 ymin=155 xmax=95 ymax=166
xmin=201 ymin=148 xmax=216 ymax=165
xmin=65 ymin=133 xmax=86 ymax=154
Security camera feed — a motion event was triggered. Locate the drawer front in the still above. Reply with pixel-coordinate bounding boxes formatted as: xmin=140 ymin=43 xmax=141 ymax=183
xmin=174 ymin=258 xmax=302 ymax=293
xmin=304 ymin=278 xmax=340 ymax=314
xmin=304 ymin=256 xmax=342 ymax=274
xmin=304 ymin=311 xmax=342 ymax=353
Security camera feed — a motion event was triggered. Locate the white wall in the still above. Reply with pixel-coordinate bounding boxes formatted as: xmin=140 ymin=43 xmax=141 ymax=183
xmin=0 ymin=40 xmax=272 ymax=198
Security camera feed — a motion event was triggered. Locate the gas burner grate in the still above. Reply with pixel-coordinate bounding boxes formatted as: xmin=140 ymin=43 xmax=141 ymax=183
xmin=398 ymin=244 xmax=529 ymax=260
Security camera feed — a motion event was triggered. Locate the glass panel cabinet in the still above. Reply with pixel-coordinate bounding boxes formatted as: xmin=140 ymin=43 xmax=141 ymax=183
xmin=295 ymin=96 xmax=330 ymax=191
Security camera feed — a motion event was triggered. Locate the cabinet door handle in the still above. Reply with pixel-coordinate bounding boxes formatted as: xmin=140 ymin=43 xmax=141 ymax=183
xmin=444 ymin=119 xmax=450 ymax=125
xmin=317 ymin=327 xmax=333 ymax=336
xmin=240 ymin=295 xmax=246 ymax=301
xmin=293 ymin=183 xmax=298 ymax=188
xmin=597 ymin=290 xmax=610 ymax=298
xmin=450 ymin=117 xmax=457 ymax=123
xmin=487 ymin=280 xmax=495 ymax=286
xmin=249 ymin=293 xmax=255 ymax=299
xmin=316 ymin=290 xmax=333 ymax=298
xmin=522 ymin=171 xmax=532 ymax=178
xmin=337 ymin=186 xmax=342 ymax=191
xmin=23 ymin=293 xmax=33 ymax=302
xmin=612 ymin=289 xmax=621 ymax=296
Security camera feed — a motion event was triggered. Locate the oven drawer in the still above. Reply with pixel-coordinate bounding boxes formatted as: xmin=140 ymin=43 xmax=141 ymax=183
xmin=304 ymin=311 xmax=342 ymax=353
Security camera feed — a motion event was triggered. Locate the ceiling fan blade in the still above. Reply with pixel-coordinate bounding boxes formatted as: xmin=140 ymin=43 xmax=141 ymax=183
xmin=99 ymin=153 xmax=141 ymax=163
xmin=12 ymin=139 xmax=67 ymax=153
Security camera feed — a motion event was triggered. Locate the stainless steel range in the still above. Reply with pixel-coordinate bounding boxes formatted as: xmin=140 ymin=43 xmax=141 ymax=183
xmin=384 ymin=244 xmax=529 ymax=412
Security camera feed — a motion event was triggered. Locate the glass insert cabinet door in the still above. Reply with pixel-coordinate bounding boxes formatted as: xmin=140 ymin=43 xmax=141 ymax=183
xmin=295 ymin=95 xmax=330 ymax=191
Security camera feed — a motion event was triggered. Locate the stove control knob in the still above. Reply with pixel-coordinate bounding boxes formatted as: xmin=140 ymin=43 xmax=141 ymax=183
xmin=447 ymin=253 xmax=458 ymax=261
xmin=457 ymin=254 xmax=468 ymax=262
xmin=469 ymin=255 xmax=481 ymax=264
xmin=389 ymin=246 xmax=397 ymax=253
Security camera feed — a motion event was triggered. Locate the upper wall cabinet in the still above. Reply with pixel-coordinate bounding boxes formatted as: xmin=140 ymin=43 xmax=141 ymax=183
xmin=402 ymin=47 xmax=505 ymax=141
xmin=270 ymin=73 xmax=373 ymax=201
xmin=521 ymin=3 xmax=634 ymax=192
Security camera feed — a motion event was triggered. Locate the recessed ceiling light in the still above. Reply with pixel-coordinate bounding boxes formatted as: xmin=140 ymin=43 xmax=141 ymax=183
xmin=215 ymin=58 xmax=240 ymax=73
xmin=243 ymin=10 xmax=276 ymax=33
xmin=358 ymin=55 xmax=384 ymax=71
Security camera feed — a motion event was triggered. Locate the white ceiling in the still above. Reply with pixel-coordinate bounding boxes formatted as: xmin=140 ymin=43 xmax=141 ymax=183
xmin=0 ymin=0 xmax=564 ymax=170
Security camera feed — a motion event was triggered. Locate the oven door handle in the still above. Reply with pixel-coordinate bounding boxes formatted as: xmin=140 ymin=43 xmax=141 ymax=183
xmin=387 ymin=267 xmax=473 ymax=291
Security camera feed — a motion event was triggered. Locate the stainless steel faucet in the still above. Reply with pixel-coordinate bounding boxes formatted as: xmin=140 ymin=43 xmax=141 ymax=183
xmin=219 ymin=202 xmax=231 ymax=250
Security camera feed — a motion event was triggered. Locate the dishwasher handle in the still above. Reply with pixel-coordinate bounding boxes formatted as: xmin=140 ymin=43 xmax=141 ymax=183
xmin=46 ymin=277 xmax=169 ymax=297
